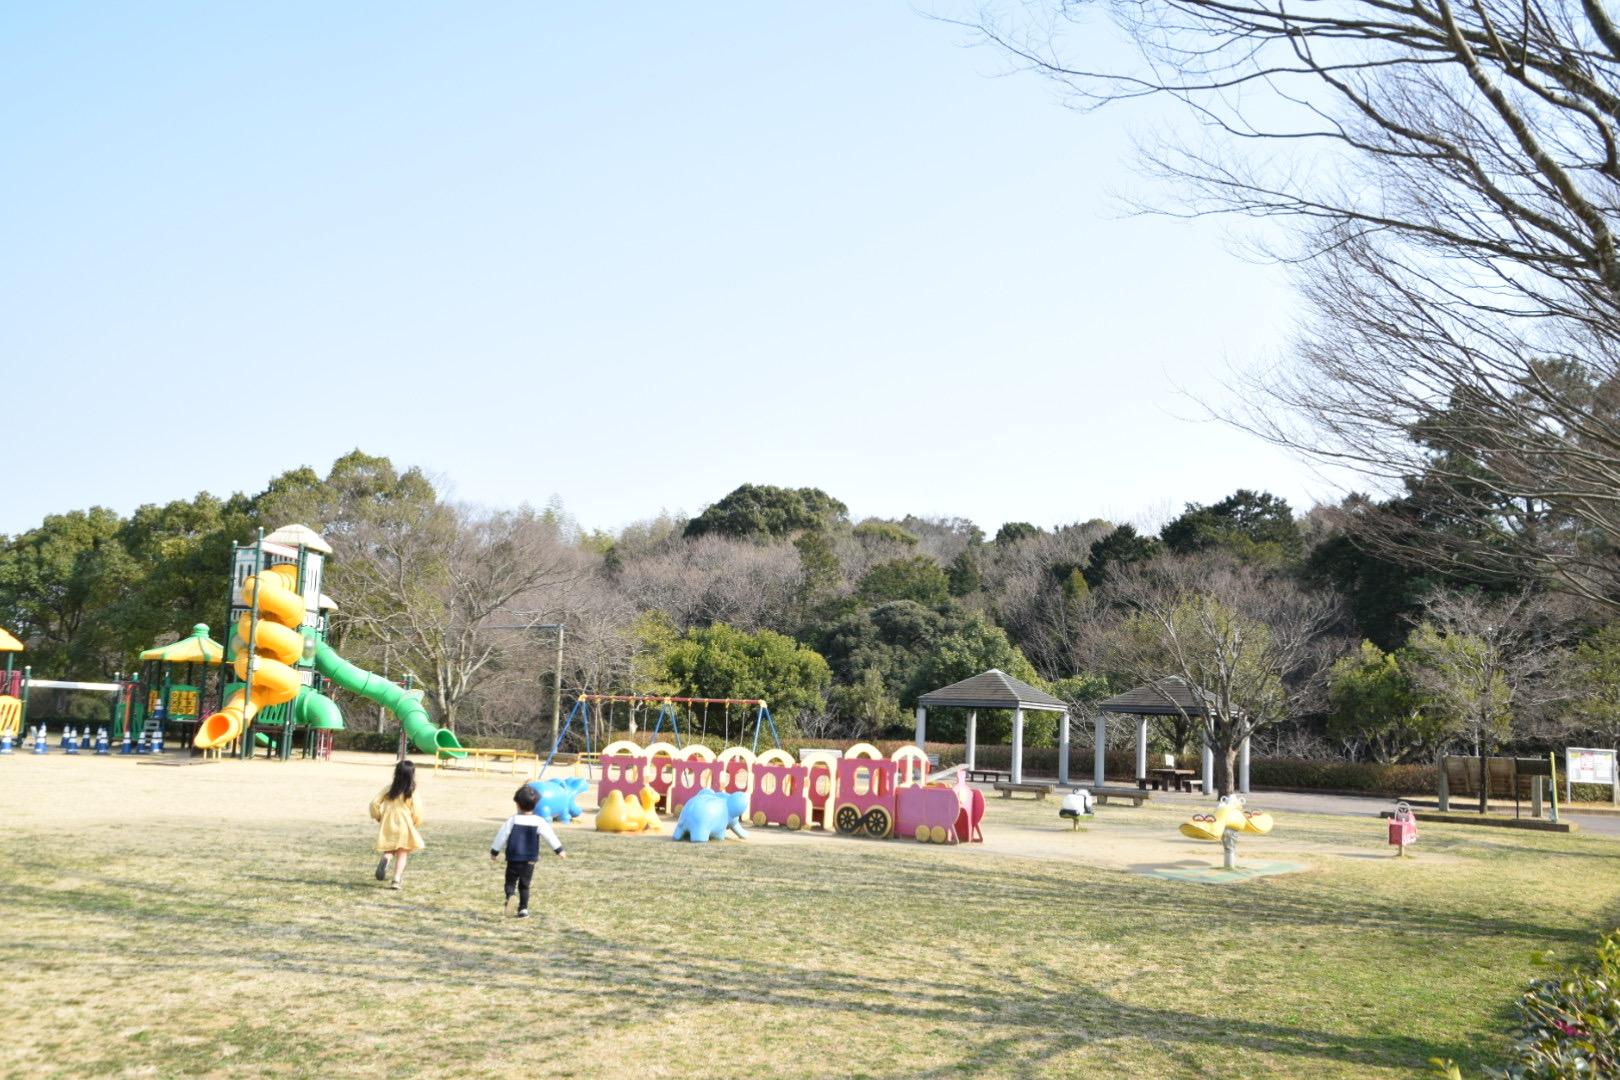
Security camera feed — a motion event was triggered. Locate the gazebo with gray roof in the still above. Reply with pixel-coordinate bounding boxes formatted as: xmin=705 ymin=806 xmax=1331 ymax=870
xmin=914 ymin=669 xmax=1070 ymax=785
xmin=1096 ymin=676 xmax=1248 ymax=794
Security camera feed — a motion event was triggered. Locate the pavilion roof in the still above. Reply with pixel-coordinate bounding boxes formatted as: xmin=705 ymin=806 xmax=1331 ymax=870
xmin=917 ymin=669 xmax=1067 ymax=712
xmin=1097 ymin=676 xmax=1218 ymax=716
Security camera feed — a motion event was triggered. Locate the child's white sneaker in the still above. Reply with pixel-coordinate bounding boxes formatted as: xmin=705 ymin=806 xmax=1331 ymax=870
xmin=517 ymin=909 xmax=530 ymax=919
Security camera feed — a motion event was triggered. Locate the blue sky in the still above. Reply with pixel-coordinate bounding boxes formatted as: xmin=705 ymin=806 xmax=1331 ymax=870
xmin=1 ymin=3 xmax=1328 ymax=537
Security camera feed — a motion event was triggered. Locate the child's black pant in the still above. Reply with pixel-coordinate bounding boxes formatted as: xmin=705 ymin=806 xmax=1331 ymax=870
xmin=503 ymin=860 xmax=535 ymax=909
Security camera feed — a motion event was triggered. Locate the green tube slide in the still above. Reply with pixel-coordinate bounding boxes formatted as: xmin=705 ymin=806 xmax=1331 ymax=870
xmin=312 ymin=643 xmax=464 ymax=757
xmin=292 ymin=686 xmax=345 ymax=730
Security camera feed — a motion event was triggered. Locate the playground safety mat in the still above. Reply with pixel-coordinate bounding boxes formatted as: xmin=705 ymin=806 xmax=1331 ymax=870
xmin=1134 ymin=859 xmax=1307 ymax=883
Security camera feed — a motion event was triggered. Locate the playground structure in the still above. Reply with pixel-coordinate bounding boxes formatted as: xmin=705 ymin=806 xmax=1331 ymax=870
xmin=1180 ymin=795 xmax=1275 ymax=869
xmin=192 ymin=525 xmax=464 ymax=760
xmin=0 ymin=627 xmax=22 ymax=749
xmin=594 ymin=740 xmax=985 ymax=846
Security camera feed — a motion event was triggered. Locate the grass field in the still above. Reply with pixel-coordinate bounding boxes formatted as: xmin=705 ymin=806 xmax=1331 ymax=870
xmin=2 ymin=753 xmax=1616 ymax=1079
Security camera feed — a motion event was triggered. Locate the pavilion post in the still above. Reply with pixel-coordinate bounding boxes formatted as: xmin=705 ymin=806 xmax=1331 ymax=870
xmin=1011 ymin=708 xmax=1025 ymax=784
xmin=1239 ymin=736 xmax=1251 ymax=794
xmin=1093 ymin=715 xmax=1106 ymax=786
xmin=914 ymin=706 xmax=926 ymax=749
xmin=1136 ymin=716 xmax=1149 ymax=786
xmin=1057 ymin=710 xmax=1070 ymax=785
xmin=1201 ymin=738 xmax=1214 ymax=795
xmin=965 ymin=710 xmax=977 ymax=771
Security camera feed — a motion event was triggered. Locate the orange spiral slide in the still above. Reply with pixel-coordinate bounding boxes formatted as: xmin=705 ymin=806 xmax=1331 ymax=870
xmin=194 ymin=563 xmax=305 ymax=749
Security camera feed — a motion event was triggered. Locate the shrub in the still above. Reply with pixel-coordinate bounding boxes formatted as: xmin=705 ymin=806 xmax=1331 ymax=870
xmin=1435 ymin=931 xmax=1620 ymax=1078
xmin=1493 ymin=932 xmax=1620 ymax=1078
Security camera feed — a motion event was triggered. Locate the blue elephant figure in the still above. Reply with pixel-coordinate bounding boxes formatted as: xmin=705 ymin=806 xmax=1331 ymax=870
xmin=525 ymin=777 xmax=590 ymax=823
xmin=672 ymin=788 xmax=750 ymax=843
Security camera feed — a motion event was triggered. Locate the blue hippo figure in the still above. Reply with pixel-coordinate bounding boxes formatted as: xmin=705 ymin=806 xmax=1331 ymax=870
xmin=672 ymin=788 xmax=749 ymax=843
xmin=525 ymin=776 xmax=590 ymax=824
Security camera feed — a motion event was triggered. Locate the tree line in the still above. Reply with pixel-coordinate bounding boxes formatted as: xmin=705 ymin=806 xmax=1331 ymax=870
xmin=7 ymin=454 xmax=1620 ymax=791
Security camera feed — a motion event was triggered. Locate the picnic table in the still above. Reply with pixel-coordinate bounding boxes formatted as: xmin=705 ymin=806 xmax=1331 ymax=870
xmin=1141 ymin=767 xmax=1198 ymax=793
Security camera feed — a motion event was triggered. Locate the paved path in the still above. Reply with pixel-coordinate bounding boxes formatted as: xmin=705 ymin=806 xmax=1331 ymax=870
xmin=1011 ymin=775 xmax=1620 ymax=837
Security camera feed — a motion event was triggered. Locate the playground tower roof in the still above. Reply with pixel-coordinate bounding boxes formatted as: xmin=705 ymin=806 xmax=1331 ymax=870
xmin=139 ymin=624 xmax=226 ymax=665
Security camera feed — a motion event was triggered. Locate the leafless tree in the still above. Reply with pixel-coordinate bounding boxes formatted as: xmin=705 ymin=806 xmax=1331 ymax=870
xmin=1104 ymin=555 xmax=1343 ymax=794
xmin=328 ymin=503 xmax=588 ymax=731
xmin=613 ymin=535 xmax=803 ymax=633
xmin=960 ymin=0 xmax=1620 ymax=605
xmin=1404 ymin=588 xmax=1570 ymax=806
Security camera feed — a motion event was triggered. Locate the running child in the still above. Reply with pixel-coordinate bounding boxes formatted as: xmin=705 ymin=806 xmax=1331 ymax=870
xmin=370 ymin=760 xmax=424 ymax=889
xmin=490 ymin=784 xmax=567 ymax=917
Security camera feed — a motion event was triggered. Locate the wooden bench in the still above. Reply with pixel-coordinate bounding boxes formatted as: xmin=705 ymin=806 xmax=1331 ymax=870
xmin=967 ymin=768 xmax=1011 ymax=784
xmin=1088 ymin=785 xmax=1152 ymax=807
xmin=993 ymin=781 xmax=1054 ymax=800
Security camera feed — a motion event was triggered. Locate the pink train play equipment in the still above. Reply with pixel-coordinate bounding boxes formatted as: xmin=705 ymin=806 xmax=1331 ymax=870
xmin=592 ymin=741 xmax=985 ymax=846
xmin=597 ymin=740 xmax=653 ymax=805
xmin=667 ymin=745 xmax=724 ymax=817
xmin=749 ymin=749 xmax=812 ymax=828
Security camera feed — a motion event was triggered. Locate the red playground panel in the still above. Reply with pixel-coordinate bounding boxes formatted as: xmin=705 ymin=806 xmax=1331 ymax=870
xmin=596 ymin=741 xmax=653 ymax=805
xmin=750 ymin=750 xmax=810 ymax=828
xmin=668 ymin=756 xmax=723 ymax=817
xmin=895 ymin=786 xmax=964 ymax=844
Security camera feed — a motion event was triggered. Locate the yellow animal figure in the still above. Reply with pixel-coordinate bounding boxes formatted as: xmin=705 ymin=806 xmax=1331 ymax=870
xmin=1180 ymin=795 xmax=1274 ymax=841
xmin=596 ymin=787 xmax=662 ymax=833
xmin=195 ymin=564 xmax=305 ymax=749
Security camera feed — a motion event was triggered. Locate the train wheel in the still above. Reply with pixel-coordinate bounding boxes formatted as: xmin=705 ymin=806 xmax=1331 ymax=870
xmin=862 ymin=807 xmax=891 ymax=838
xmin=914 ymin=824 xmax=930 ymax=843
xmin=931 ymin=825 xmax=949 ymax=844
xmin=752 ymin=810 xmax=766 ymax=826
xmin=786 ymin=813 xmax=802 ymax=830
xmin=670 ymin=803 xmax=683 ymax=820
xmin=834 ymin=805 xmax=862 ymax=835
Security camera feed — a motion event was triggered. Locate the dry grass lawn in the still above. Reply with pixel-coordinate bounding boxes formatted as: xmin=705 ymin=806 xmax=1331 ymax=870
xmin=2 ymin=751 xmax=1616 ymax=1079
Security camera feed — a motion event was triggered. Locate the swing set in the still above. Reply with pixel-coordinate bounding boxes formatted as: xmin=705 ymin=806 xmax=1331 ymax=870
xmin=538 ymin=693 xmax=780 ymax=779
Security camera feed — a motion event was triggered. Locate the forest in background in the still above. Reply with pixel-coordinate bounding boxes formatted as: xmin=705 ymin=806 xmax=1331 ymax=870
xmin=7 ymin=448 xmax=1619 ymax=786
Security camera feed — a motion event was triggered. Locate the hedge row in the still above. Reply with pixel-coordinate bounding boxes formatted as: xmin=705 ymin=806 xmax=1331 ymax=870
xmin=332 ymin=728 xmax=1617 ymax=801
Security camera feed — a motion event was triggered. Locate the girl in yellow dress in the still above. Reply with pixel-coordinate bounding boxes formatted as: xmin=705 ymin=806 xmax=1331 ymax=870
xmin=370 ymin=761 xmax=424 ymax=889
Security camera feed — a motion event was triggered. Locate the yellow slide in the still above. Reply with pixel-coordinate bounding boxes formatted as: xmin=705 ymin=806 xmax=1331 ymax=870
xmin=194 ymin=564 xmax=305 ymax=749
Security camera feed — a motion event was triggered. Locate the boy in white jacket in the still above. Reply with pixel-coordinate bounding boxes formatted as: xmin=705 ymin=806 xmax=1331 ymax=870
xmin=490 ymin=784 xmax=567 ymax=917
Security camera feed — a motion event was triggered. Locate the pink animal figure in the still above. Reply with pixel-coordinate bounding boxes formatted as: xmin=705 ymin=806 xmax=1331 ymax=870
xmin=895 ymin=785 xmax=964 ymax=843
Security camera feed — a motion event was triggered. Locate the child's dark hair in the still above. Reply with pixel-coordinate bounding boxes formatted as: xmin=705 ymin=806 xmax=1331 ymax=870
xmin=514 ymin=785 xmax=539 ymax=812
xmin=386 ymin=760 xmax=416 ymax=801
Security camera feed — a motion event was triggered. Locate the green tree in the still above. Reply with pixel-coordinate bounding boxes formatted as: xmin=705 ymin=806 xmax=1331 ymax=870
xmin=856 ymin=557 xmax=950 ymax=606
xmin=1083 ymin=524 xmax=1161 ymax=588
xmin=994 ymin=522 xmax=1042 ymax=546
xmin=0 ymin=508 xmax=141 ymax=676
xmin=947 ymin=550 xmax=981 ymax=597
xmin=649 ymin=621 xmax=832 ymax=731
xmin=1160 ymin=490 xmax=1302 ymax=563
xmin=1325 ymin=641 xmax=1442 ymax=762
xmin=683 ymin=484 xmax=848 ymax=542
xmin=852 ymin=520 xmax=918 ymax=547
xmin=1406 ymin=623 xmax=1514 ymax=761
xmin=1560 ymin=624 xmax=1620 ymax=750
xmin=826 ymin=667 xmax=906 ymax=738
